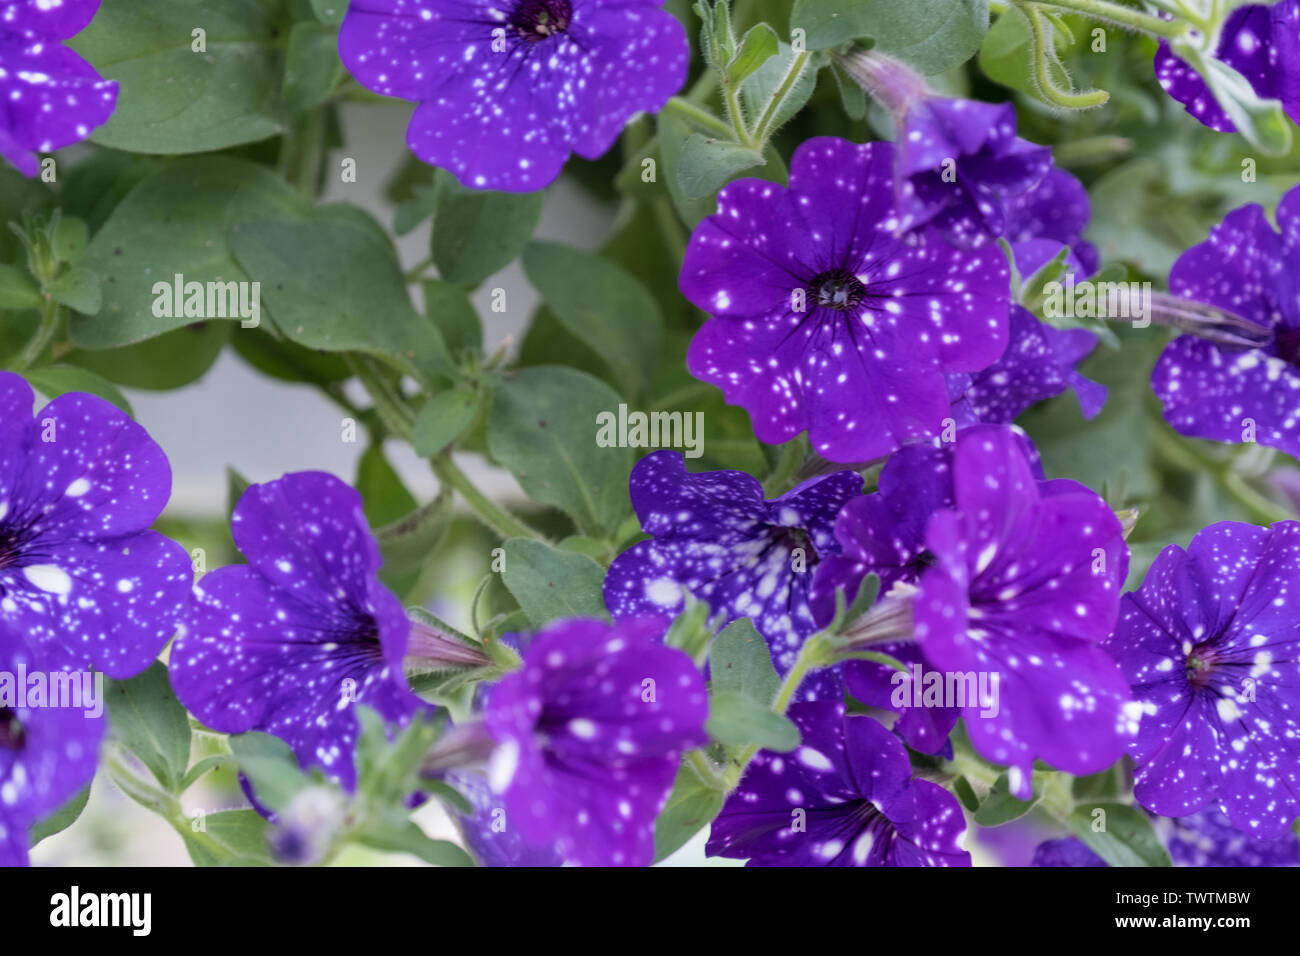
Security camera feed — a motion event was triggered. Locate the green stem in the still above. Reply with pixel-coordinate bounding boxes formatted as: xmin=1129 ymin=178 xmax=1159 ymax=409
xmin=106 ymin=755 xmax=234 ymax=862
xmin=721 ymin=80 xmax=756 ymax=148
xmin=348 ymin=355 xmax=415 ymax=440
xmin=751 ymin=50 xmax=812 ymax=143
xmin=1019 ymin=0 xmax=1189 ymax=37
xmin=404 ymin=255 xmax=434 ymax=284
xmin=1151 ymin=425 xmax=1291 ymax=525
xmin=663 ymin=97 xmax=735 ymax=138
xmin=10 ymin=295 xmax=60 ymax=372
xmin=431 ymin=453 xmax=548 ymax=543
xmin=1020 ymin=3 xmax=1111 ymax=109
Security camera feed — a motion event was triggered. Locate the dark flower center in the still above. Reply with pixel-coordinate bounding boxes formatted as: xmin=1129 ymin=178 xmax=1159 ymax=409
xmin=0 ymin=708 xmax=24 ymax=751
xmin=808 ymin=268 xmax=868 ymax=313
xmin=1274 ymin=326 xmax=1300 ymax=365
xmin=1185 ymin=644 xmax=1219 ymax=688
xmin=509 ymin=0 xmax=572 ymax=41
xmin=771 ymin=525 xmax=818 ymax=565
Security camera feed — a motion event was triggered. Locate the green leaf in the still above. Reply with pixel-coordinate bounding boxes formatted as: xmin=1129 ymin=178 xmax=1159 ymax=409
xmin=793 ymin=0 xmax=990 ymax=74
xmin=28 ymin=785 xmax=91 ymax=846
xmin=0 ymin=263 xmax=41 ymax=310
xmin=740 ymin=42 xmax=820 ymax=133
xmin=952 ymin=775 xmax=981 ymax=813
xmin=677 ymin=134 xmax=767 ymax=200
xmin=973 ymin=772 xmax=1041 ymax=826
xmin=423 ymin=279 xmax=482 ymax=358
xmin=310 ymin=0 xmax=349 ymax=26
xmin=107 ymin=661 xmax=192 ymax=793
xmin=1072 ymin=765 xmax=1128 ymax=801
xmin=652 ymin=763 xmax=725 ymax=862
xmin=24 ymin=364 xmax=134 ymax=415
xmin=229 ymin=327 xmax=352 ymax=384
xmin=283 ymin=21 xmax=345 ymax=111
xmin=706 ymin=691 xmax=800 ymax=751
xmin=64 ymin=323 xmax=232 ymax=388
xmin=356 ymin=444 xmax=418 ymax=529
xmin=1068 ymin=802 xmax=1172 ymax=867
xmin=70 ymin=0 xmax=284 ymax=154
xmin=229 ymin=731 xmax=314 ymax=815
xmin=432 ymin=172 xmax=544 ymax=286
xmin=728 ymin=22 xmax=781 ymax=84
xmin=487 ymin=366 xmax=633 ymax=535
xmin=500 ymin=537 xmax=609 ymax=627
xmin=75 ymin=157 xmax=305 ymax=348
xmin=709 ymin=617 xmax=780 ymax=705
xmin=353 ymin=822 xmax=476 ymax=867
xmin=47 ymin=267 xmax=102 ymax=316
xmin=183 ymin=810 xmax=274 ymax=866
xmin=413 ymin=387 xmax=479 ymax=457
xmin=657 ymin=106 xmax=788 ymax=228
xmin=522 ymin=242 xmax=663 ymax=398
xmin=50 ymin=216 xmax=89 ymax=267
xmin=229 ymin=205 xmax=455 ymax=383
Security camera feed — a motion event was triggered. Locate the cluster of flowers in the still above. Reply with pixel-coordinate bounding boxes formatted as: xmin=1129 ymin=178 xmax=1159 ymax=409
xmin=4 ymin=0 xmax=1300 ymax=868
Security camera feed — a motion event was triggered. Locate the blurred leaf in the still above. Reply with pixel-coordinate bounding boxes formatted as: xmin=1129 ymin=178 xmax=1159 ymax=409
xmin=25 ymin=365 xmax=134 ymax=415
xmin=653 ymin=763 xmax=725 ymax=862
xmin=500 ymin=537 xmax=609 ymax=627
xmin=706 ymin=691 xmax=800 ymax=751
xmin=413 ymin=387 xmax=479 ymax=457
xmin=107 ymin=661 xmax=192 ymax=793
xmin=1068 ymin=802 xmax=1172 ymax=867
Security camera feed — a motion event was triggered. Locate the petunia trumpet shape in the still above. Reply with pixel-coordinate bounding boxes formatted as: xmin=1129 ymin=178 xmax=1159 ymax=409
xmin=339 ymin=0 xmax=687 ymax=191
xmin=171 ymin=471 xmax=428 ymax=791
xmin=707 ymin=701 xmax=970 ymax=866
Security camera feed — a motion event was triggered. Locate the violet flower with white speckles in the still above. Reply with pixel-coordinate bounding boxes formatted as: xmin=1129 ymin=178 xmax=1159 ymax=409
xmin=0 ymin=372 xmax=190 ymax=678
xmin=816 ymin=426 xmax=1133 ymax=791
xmin=1151 ymin=184 xmax=1300 ymax=457
xmin=0 ymin=0 xmax=117 ymax=176
xmin=948 ymin=241 xmax=1106 ymax=426
xmin=483 ymin=616 xmax=707 ymax=866
xmin=0 ymin=643 xmax=103 ymax=866
xmin=170 ymin=471 xmax=428 ymax=792
xmin=680 ymin=137 xmax=1010 ymax=464
xmin=446 ymin=772 xmax=563 ymax=867
xmin=603 ymin=450 xmax=863 ymax=702
xmin=707 ymin=701 xmax=970 ymax=866
xmin=1102 ymin=520 xmax=1300 ymax=838
xmin=1155 ymin=1 xmax=1300 ymax=133
xmin=896 ymin=98 xmax=1053 ymax=249
xmin=1030 ymin=837 xmax=1108 ymax=867
xmin=1164 ymin=806 xmax=1300 ymax=867
xmin=338 ymin=0 xmax=687 ymax=192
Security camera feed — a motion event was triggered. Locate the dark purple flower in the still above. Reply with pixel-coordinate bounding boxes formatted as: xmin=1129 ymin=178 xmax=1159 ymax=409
xmin=482 ymin=616 xmax=707 ymax=867
xmin=0 ymin=0 xmax=117 ymax=176
xmin=1151 ymin=185 xmax=1300 ymax=457
xmin=1005 ymin=168 xmax=1100 ymax=276
xmin=818 ymin=426 xmax=1131 ymax=792
xmin=1164 ymin=806 xmax=1300 ymax=867
xmin=1030 ymin=837 xmax=1108 ymax=867
xmin=949 ymin=241 xmax=1106 ymax=426
xmin=1102 ymin=521 xmax=1300 ymax=838
xmin=707 ymin=701 xmax=970 ymax=866
xmin=896 ymin=98 xmax=1053 ymax=249
xmin=1155 ymin=1 xmax=1300 ymax=132
xmin=0 ymin=644 xmax=103 ymax=866
xmin=604 ymin=450 xmax=863 ymax=702
xmin=680 ymin=137 xmax=1010 ymax=463
xmin=0 ymin=372 xmax=190 ymax=678
xmin=171 ymin=471 xmax=428 ymax=792
xmin=338 ymin=0 xmax=687 ymax=191
xmin=446 ymin=772 xmax=563 ymax=867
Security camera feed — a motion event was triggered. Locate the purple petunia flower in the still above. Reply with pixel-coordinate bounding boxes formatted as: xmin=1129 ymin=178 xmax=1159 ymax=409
xmin=1151 ymin=184 xmax=1300 ymax=457
xmin=896 ymin=98 xmax=1053 ymax=249
xmin=1155 ymin=1 xmax=1300 ymax=133
xmin=0 ymin=0 xmax=117 ymax=176
xmin=603 ymin=450 xmax=863 ymax=702
xmin=170 ymin=471 xmax=428 ymax=792
xmin=707 ymin=701 xmax=970 ymax=866
xmin=815 ymin=426 xmax=1133 ymax=791
xmin=1005 ymin=168 xmax=1100 ymax=276
xmin=338 ymin=0 xmax=687 ymax=192
xmin=948 ymin=241 xmax=1106 ymax=426
xmin=482 ymin=616 xmax=707 ymax=866
xmin=447 ymin=772 xmax=563 ymax=867
xmin=0 ymin=643 xmax=103 ymax=867
xmin=0 ymin=372 xmax=190 ymax=678
xmin=1102 ymin=521 xmax=1300 ymax=838
xmin=1030 ymin=837 xmax=1108 ymax=867
xmin=1164 ymin=806 xmax=1300 ymax=867
xmin=680 ymin=137 xmax=1010 ymax=464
